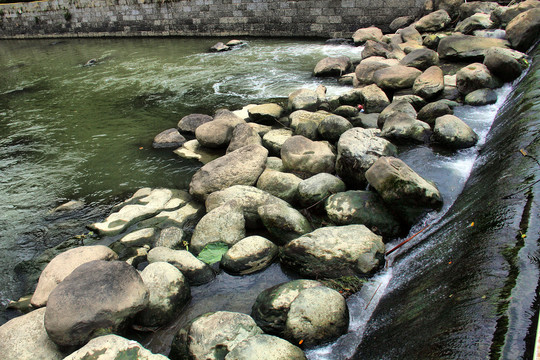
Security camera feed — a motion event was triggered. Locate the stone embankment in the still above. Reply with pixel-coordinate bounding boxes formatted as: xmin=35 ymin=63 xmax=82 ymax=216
xmin=1 ymin=0 xmax=539 ymax=359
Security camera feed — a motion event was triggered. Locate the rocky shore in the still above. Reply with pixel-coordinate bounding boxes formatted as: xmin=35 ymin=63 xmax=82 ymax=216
xmin=1 ymin=1 xmax=539 ymax=359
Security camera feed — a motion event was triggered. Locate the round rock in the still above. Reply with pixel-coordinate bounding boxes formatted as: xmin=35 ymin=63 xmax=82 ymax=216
xmin=225 ymin=334 xmax=306 ymax=360
xmin=221 ymin=236 xmax=279 ymax=275
xmin=281 ymin=136 xmax=336 ymax=176
xmin=147 ymin=247 xmax=215 ymax=285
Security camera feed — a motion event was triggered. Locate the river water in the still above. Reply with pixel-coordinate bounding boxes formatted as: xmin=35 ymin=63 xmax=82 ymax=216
xmin=0 ymin=37 xmax=520 ymax=357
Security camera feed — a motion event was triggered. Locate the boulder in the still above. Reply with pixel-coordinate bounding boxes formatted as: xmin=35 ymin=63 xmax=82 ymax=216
xmin=413 ymin=65 xmax=445 ymax=99
xmin=266 ymin=156 xmax=284 ymax=171
xmin=422 ymin=33 xmax=447 ymax=50
xmin=335 ymin=128 xmax=397 ymax=188
xmin=313 ymin=56 xmax=351 ymax=77
xmin=109 ymin=228 xmax=155 ymax=260
xmin=390 ymin=16 xmax=415 ymax=32
xmin=30 ymin=245 xmax=118 ymax=308
xmin=210 ymin=42 xmax=230 ymax=52
xmin=44 ymin=260 xmax=149 ymax=347
xmin=353 ymin=26 xmax=384 ymax=45
xmin=171 ymin=311 xmax=262 ymax=360
xmin=284 ymin=286 xmax=349 ymax=347
xmin=174 ymin=139 xmax=224 ymax=164
xmin=398 ymin=41 xmax=425 ymax=54
xmin=147 ymin=247 xmax=215 ymax=285
xmin=354 ymin=60 xmax=392 ymax=86
xmin=63 ymin=335 xmax=167 ymax=360
xmin=381 ymin=113 xmax=431 ymax=144
xmin=365 ymin=156 xmax=443 ymax=224
xmin=233 ymin=104 xmax=257 ymax=122
xmin=351 ymin=112 xmax=379 ymax=129
xmin=251 ymin=280 xmax=323 ymax=335
xmin=414 ymin=10 xmax=451 ymax=32
xmin=225 ymin=334 xmax=306 ymax=360
xmin=459 ymin=1 xmax=499 ymax=19
xmin=392 ymin=92 xmax=427 ymax=110
xmin=455 ymin=13 xmax=494 ymax=34
xmin=397 ymin=25 xmax=423 ymax=44
xmin=464 ymin=88 xmax=498 ymax=106
xmin=431 ymin=114 xmax=479 ymax=149
xmin=152 ymin=128 xmax=186 ymax=149
xmin=456 ymin=62 xmax=496 ymax=95
xmin=135 ymin=262 xmax=190 ymax=327
xmin=189 ymin=144 xmax=268 ymax=200
xmin=297 ymin=173 xmax=346 ymax=208
xmin=136 ymin=199 xmax=204 ymax=230
xmin=256 ymin=169 xmax=301 ymax=204
xmin=248 ymin=103 xmax=285 ymax=124
xmin=155 ymin=226 xmax=185 ymax=249
xmin=399 ymin=48 xmax=439 ymax=70
xmin=195 ymin=110 xmax=245 ymax=148
xmin=361 ymin=40 xmax=393 ymax=59
xmin=288 ymin=89 xmax=319 ymax=112
xmin=221 ymin=236 xmax=279 ymax=275
xmin=491 ymin=0 xmax=540 ymax=28
xmin=226 ymin=123 xmax=262 ymax=153
xmin=437 ymin=35 xmax=510 ymax=61
xmin=506 ymin=8 xmax=540 ymax=52
xmin=373 ymin=65 xmax=423 ymax=91
xmin=258 ymin=203 xmax=313 ymax=244
xmin=205 ymin=185 xmax=292 ymax=228
xmin=417 ymin=100 xmax=454 ymax=127
xmin=281 ymin=136 xmax=336 ymax=176
xmin=280 ymin=225 xmax=385 ymax=278
xmin=289 ymin=110 xmax=329 ymax=140
xmin=436 ymin=0 xmax=464 ymax=19
xmin=325 ymin=190 xmax=401 ymax=238
xmin=0 ymin=308 xmax=64 ymax=360
xmin=190 ymin=201 xmax=246 ymax=254
xmin=262 ymin=128 xmax=294 ymax=156
xmin=333 ymin=105 xmax=359 ymax=118
xmin=317 ymin=114 xmax=353 ymax=143
xmin=249 ymin=122 xmax=274 ymax=136
xmin=178 ymin=113 xmax=213 ymax=134
xmin=338 ymin=72 xmax=356 ymax=85
xmin=377 ymin=100 xmax=417 ymax=129
xmin=483 ymin=47 xmax=526 ymax=82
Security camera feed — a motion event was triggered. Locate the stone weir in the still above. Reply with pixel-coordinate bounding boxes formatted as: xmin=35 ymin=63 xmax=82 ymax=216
xmin=354 ymin=43 xmax=540 ymax=359
xmin=0 ymin=0 xmax=424 ymax=39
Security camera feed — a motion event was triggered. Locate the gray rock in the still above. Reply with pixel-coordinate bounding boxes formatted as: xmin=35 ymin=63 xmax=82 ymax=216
xmin=338 ymin=72 xmax=356 ymax=86
xmin=361 ymin=40 xmax=393 ymax=59
xmin=136 ymin=199 xmax=204 ymax=230
xmin=248 ymin=103 xmax=285 ymax=124
xmin=355 ymin=60 xmax=391 ymax=86
xmin=289 ymin=110 xmax=329 ymax=140
xmin=432 ymin=114 xmax=479 ymax=149
xmin=262 ymin=128 xmax=294 ymax=156
xmin=195 ymin=111 xmax=245 ymax=149
xmin=373 ymin=65 xmax=423 ymax=91
xmin=464 ymin=88 xmax=498 ymax=106
xmin=147 ymin=247 xmax=215 ymax=285
xmin=30 ymin=245 xmax=118 ymax=308
xmin=210 ymin=42 xmax=230 ymax=52
xmin=191 ymin=201 xmax=246 ymax=254
xmin=390 ymin=16 xmax=415 ymax=32
xmin=335 ymin=127 xmax=397 ymax=188
xmin=459 ymin=1 xmax=500 ymax=19
xmin=325 ymin=190 xmax=402 ymax=238
xmin=281 ymin=136 xmax=336 ymax=176
xmin=365 ymin=156 xmax=443 ymax=224
xmin=491 ymin=0 xmax=540 ymax=28
xmin=0 ymin=308 xmax=64 ymax=360
xmin=154 ymin=226 xmax=185 ymax=249
xmin=189 ymin=144 xmax=268 ymax=200
xmin=351 ymin=113 xmax=379 ymax=129
xmin=318 ymin=114 xmax=353 ymax=143
xmin=333 ymin=105 xmax=359 ymax=118
xmin=152 ymin=128 xmax=186 ymax=149
xmin=437 ymin=35 xmax=510 ymax=61
xmin=44 ymin=260 xmax=149 ymax=347
xmin=221 ymin=236 xmax=279 ymax=275
xmin=225 ymin=334 xmax=306 ymax=360
xmin=285 ymin=286 xmax=349 ymax=347
xmin=381 ymin=113 xmax=431 ymax=144
xmin=417 ymin=100 xmax=454 ymax=127
xmin=455 ymin=13 xmax=494 ymax=34
xmin=265 ymin=156 xmax=285 ymax=171
xmin=313 ymin=56 xmax=351 ymax=77
xmin=174 ymin=139 xmax=224 ymax=164
xmin=414 ymin=9 xmax=451 ymax=32
xmin=256 ymin=169 xmax=302 ymax=204
xmin=483 ymin=47 xmax=526 ymax=82
xmin=456 ymin=62 xmax=497 ymax=95
xmin=109 ymin=228 xmax=155 ymax=260
xmin=51 ymin=199 xmax=84 ymax=213
xmin=436 ymin=0 xmax=464 ymax=19
xmin=259 ymin=203 xmax=313 ymax=244
xmin=226 ymin=123 xmax=262 ymax=153
xmin=352 ymin=26 xmax=383 ymax=45
xmin=177 ymin=113 xmax=213 ymax=134
xmin=378 ymin=100 xmax=417 ymax=129
xmin=297 ymin=173 xmax=346 ymax=208
xmin=171 ymin=311 xmax=263 ymax=360
xmin=392 ymin=92 xmax=427 ymax=110
xmin=397 ymin=25 xmax=423 ymax=44
xmin=347 ymin=84 xmax=390 ymax=114
xmin=136 ymin=262 xmax=190 ymax=327
xmin=399 ymin=48 xmax=439 ymax=70
xmin=413 ymin=65 xmax=445 ymax=99
xmin=248 ymin=122 xmax=275 ymax=136
xmin=281 ymin=225 xmax=385 ymax=278
xmin=288 ymin=89 xmax=319 ymax=112
xmin=63 ymin=335 xmax=168 ymax=360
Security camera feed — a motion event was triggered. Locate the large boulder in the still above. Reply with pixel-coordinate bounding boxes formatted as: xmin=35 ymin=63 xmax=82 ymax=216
xmin=365 ymin=157 xmax=443 ymax=224
xmin=341 ymin=84 xmax=391 ymax=114
xmin=147 ymin=247 xmax=215 ymax=285
xmin=431 ymin=114 xmax=479 ymax=149
xmin=152 ymin=128 xmax=186 ymax=149
xmin=297 ymin=173 xmax=346 ymax=208
xmin=281 ymin=136 xmax=336 ymax=176
xmin=256 ymin=169 xmax=301 ymax=204
xmin=483 ymin=47 xmax=526 ymax=82
xmin=399 ymin=48 xmax=440 ymax=70
xmin=381 ymin=113 xmax=431 ymax=144
xmin=353 ymin=26 xmax=384 ymax=44
xmin=313 ymin=56 xmax=351 ymax=77
xmin=355 ymin=60 xmax=392 ymax=86
xmin=336 ymin=127 xmax=397 ymax=188
xmin=414 ymin=10 xmax=451 ymax=32
xmin=459 ymin=1 xmax=499 ymax=19
xmin=136 ymin=262 xmax=190 ymax=327
xmin=455 ymin=13 xmax=493 ymax=34
xmin=195 ymin=110 xmax=245 ymax=148
xmin=259 ymin=203 xmax=313 ymax=244
xmin=377 ymin=100 xmax=417 ymax=129
xmin=373 ymin=65 xmax=423 ymax=91
xmin=64 ymin=335 xmax=167 ymax=360
xmin=436 ymin=0 xmax=464 ymax=19
xmin=289 ymin=110 xmax=329 ymax=140
xmin=361 ymin=40 xmax=393 ymax=59
xmin=288 ymin=89 xmax=319 ymax=112
xmin=0 ymin=308 xmax=64 ymax=360
xmin=44 ymin=260 xmax=149 ymax=347
xmin=413 ymin=65 xmax=445 ymax=99
xmin=262 ymin=128 xmax=294 ymax=156
xmin=171 ymin=311 xmax=263 ymax=360
xmin=389 ymin=16 xmax=415 ymax=32
xmin=325 ymin=190 xmax=402 ymax=238
xmin=437 ymin=35 xmax=509 ymax=61
xmin=226 ymin=123 xmax=262 ymax=153
xmin=317 ymin=114 xmax=353 ymax=143
xmin=281 ymin=225 xmax=385 ymax=278
xmin=491 ymin=0 xmax=540 ymax=28
xmin=221 ymin=236 xmax=279 ymax=275
xmin=225 ymin=334 xmax=306 ymax=360
xmin=189 ymin=144 xmax=268 ymax=200
xmin=456 ymin=62 xmax=497 ymax=95
xmin=177 ymin=113 xmax=213 ymax=134
xmin=397 ymin=25 xmax=423 ymax=44
xmin=464 ymin=88 xmax=498 ymax=106
xmin=30 ymin=245 xmax=118 ymax=308
xmin=248 ymin=103 xmax=284 ymax=124
xmin=506 ymin=8 xmax=540 ymax=52
xmin=417 ymin=100 xmax=454 ymax=127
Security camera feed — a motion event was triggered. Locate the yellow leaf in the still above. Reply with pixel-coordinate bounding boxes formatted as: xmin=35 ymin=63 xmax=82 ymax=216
xmin=520 ymin=149 xmax=528 ymax=156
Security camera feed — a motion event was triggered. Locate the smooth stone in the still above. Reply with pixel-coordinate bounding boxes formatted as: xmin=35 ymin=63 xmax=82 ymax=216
xmin=297 ymin=173 xmax=346 ymax=208
xmin=317 ymin=114 xmax=353 ymax=143
xmin=483 ymin=47 xmax=527 ymax=82
xmin=456 ymin=62 xmax=496 ymax=95
xmin=464 ymin=88 xmax=498 ymax=106
xmin=225 ymin=334 xmax=306 ymax=360
xmin=262 ymin=128 xmax=294 ymax=156
xmin=281 ymin=135 xmax=336 ymax=176
xmin=147 ymin=247 xmax=215 ymax=285
xmin=174 ymin=139 xmax=224 ymax=164
xmin=381 ymin=113 xmax=431 ymax=144
xmin=152 ymin=128 xmax=186 ymax=149
xmin=221 ymin=236 xmax=279 ymax=275
xmin=256 ymin=169 xmax=302 ymax=204
xmin=64 ymin=335 xmax=168 ymax=360
xmin=226 ymin=123 xmax=262 ymax=153
xmin=431 ymin=114 xmax=480 ymax=149
xmin=373 ymin=65 xmax=423 ymax=91
xmin=399 ymin=48 xmax=439 ymax=70
xmin=289 ymin=110 xmax=329 ymax=140
xmin=353 ymin=26 xmax=383 ymax=44
xmin=437 ymin=35 xmax=509 ymax=61
xmin=455 ymin=13 xmax=494 ymax=34
xmin=413 ymin=65 xmax=445 ymax=100
xmin=414 ymin=9 xmax=451 ymax=32
xmin=377 ymin=100 xmax=417 ymax=129
xmin=195 ymin=110 xmax=245 ymax=148
xmin=177 ymin=113 xmax=213 ymax=134
xmin=288 ymin=89 xmax=319 ymax=112
xmin=313 ymin=56 xmax=351 ymax=77
xmin=258 ymin=203 xmax=313 ymax=245
xmin=417 ymin=101 xmax=454 ymax=127
xmin=248 ymin=103 xmax=284 ymax=124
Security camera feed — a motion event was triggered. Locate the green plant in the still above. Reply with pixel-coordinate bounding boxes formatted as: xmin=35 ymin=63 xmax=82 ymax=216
xmin=64 ymin=10 xmax=72 ymax=21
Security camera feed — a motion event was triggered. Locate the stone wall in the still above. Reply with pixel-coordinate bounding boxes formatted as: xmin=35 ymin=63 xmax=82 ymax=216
xmin=0 ymin=0 xmax=425 ymax=39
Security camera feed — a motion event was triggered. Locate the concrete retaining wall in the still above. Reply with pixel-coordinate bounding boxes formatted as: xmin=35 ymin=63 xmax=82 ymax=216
xmin=0 ymin=0 xmax=425 ymax=39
